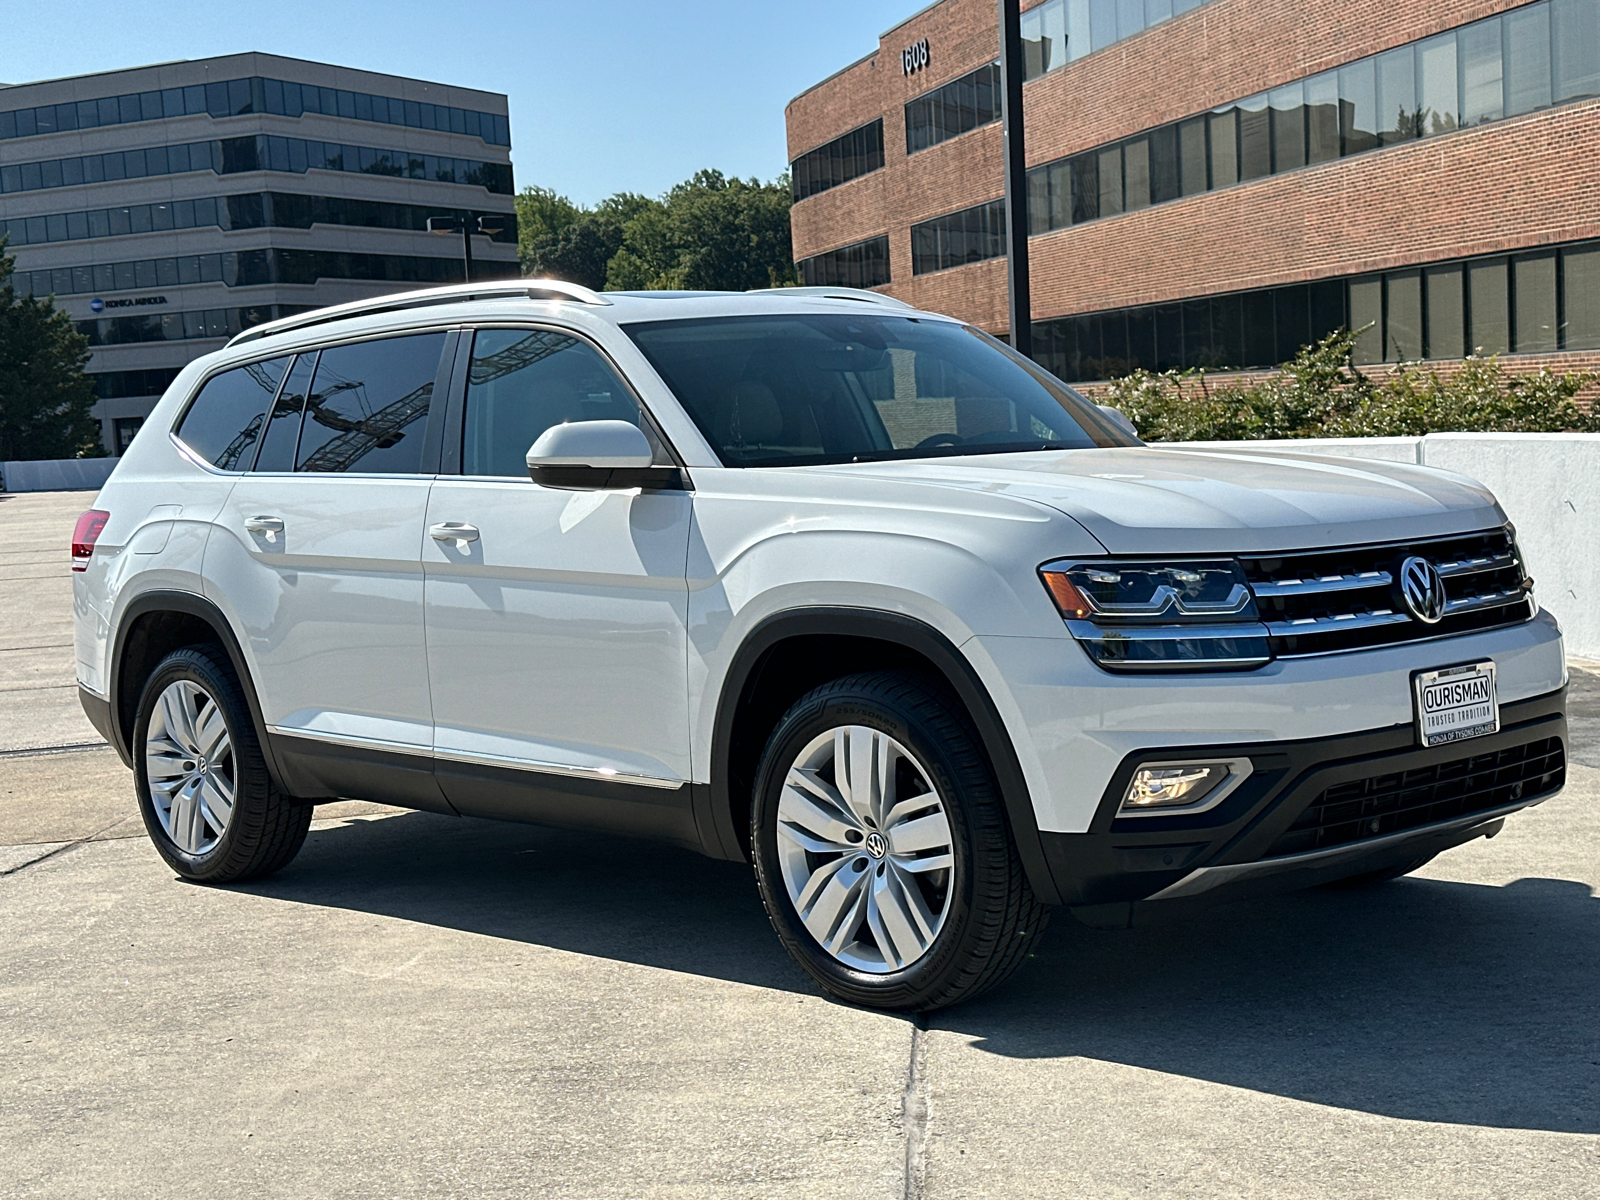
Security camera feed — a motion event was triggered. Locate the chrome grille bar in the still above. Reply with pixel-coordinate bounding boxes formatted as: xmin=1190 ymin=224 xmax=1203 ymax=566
xmin=1436 ymin=552 xmax=1520 ymax=578
xmin=1264 ymin=610 xmax=1412 ymax=635
xmin=1250 ymin=571 xmax=1391 ymax=598
xmin=1444 ymin=588 xmax=1532 ymax=616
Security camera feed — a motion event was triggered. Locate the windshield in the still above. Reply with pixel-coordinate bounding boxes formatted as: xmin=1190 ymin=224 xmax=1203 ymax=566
xmin=624 ymin=313 xmax=1137 ymax=466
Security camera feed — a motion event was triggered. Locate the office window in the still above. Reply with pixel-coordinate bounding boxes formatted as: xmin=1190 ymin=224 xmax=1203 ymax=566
xmin=793 ymin=119 xmax=884 ymax=199
xmin=905 ymin=65 xmax=1000 ymax=154
xmin=1178 ymin=116 xmax=1208 ymax=193
xmin=1417 ymin=32 xmax=1459 ymax=136
xmin=1385 ymin=271 xmax=1423 ymax=361
xmin=1116 ymin=0 xmax=1144 ymax=39
xmin=1505 ymin=4 xmax=1553 ymax=115
xmin=1341 ymin=62 xmax=1384 ymax=157
xmin=1306 ymin=71 xmax=1340 ymax=164
xmin=1089 ymin=0 xmax=1117 ymax=52
xmin=1460 ymin=17 xmax=1505 ymax=125
xmin=1123 ymin=137 xmax=1151 ymax=210
xmin=174 ymin=357 xmax=291 ymax=471
xmin=1022 ymin=2 xmax=1067 ymax=78
xmin=1469 ymin=259 xmax=1510 ymax=354
xmin=1269 ymin=81 xmax=1306 ymax=172
xmin=1513 ymin=252 xmax=1558 ymax=351
xmin=1098 ymin=146 xmax=1123 ymax=215
xmin=910 ymin=200 xmax=1006 ymax=274
xmin=1349 ymin=276 xmax=1383 ymax=364
xmin=1209 ymin=107 xmax=1239 ymax=186
xmin=1554 ymin=0 xmax=1600 ymax=100
xmin=797 ymin=235 xmax=891 ymax=288
xmin=1238 ymin=95 xmax=1271 ymax=179
xmin=1564 ymin=245 xmax=1600 ymax=349
xmin=1148 ymin=125 xmax=1180 ymax=204
xmin=1067 ymin=0 xmax=1091 ymax=61
xmin=1071 ymin=152 xmax=1099 ymax=223
xmin=1376 ymin=45 xmax=1419 ymax=145
xmin=1425 ymin=264 xmax=1466 ymax=359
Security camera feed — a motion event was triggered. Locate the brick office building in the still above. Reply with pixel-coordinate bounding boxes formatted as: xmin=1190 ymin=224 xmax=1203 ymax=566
xmin=785 ymin=0 xmax=1600 ymax=385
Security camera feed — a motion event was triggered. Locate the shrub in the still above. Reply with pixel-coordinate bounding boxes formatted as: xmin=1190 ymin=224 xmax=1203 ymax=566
xmin=1098 ymin=327 xmax=1600 ymax=442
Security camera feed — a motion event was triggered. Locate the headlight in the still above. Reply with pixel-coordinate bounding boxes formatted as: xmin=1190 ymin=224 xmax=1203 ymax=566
xmin=1040 ymin=560 xmax=1272 ymax=671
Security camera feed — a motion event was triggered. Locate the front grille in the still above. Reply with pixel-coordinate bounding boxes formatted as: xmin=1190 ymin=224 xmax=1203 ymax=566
xmin=1240 ymin=527 xmax=1533 ymax=657
xmin=1267 ymin=736 xmax=1565 ymax=858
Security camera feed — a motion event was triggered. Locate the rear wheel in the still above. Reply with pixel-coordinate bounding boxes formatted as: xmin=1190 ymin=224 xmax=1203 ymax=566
xmin=751 ymin=671 xmax=1047 ymax=1012
xmin=134 ymin=645 xmax=310 ymax=883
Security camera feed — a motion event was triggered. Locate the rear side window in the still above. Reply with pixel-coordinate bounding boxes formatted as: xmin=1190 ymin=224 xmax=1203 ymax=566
xmin=461 ymin=328 xmax=645 ymax=477
xmin=174 ymin=357 xmax=290 ymax=470
xmin=294 ymin=333 xmax=446 ymax=473
xmin=252 ymin=352 xmax=315 ymax=473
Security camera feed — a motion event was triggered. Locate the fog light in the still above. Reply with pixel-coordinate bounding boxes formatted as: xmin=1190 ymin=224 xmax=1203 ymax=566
xmin=1118 ymin=758 xmax=1253 ymax=817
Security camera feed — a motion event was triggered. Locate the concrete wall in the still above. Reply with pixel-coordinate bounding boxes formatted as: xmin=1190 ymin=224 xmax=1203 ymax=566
xmin=1172 ymin=433 xmax=1600 ymax=660
xmin=1 ymin=458 xmax=118 ymax=494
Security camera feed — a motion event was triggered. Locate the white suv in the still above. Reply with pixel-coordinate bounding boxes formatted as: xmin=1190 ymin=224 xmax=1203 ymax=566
xmin=72 ymin=282 xmax=1569 ymax=1011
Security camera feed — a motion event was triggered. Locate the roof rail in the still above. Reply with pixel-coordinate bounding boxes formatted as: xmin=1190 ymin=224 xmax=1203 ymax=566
xmin=747 ymin=286 xmax=916 ymax=310
xmin=226 ymin=279 xmax=609 ymax=347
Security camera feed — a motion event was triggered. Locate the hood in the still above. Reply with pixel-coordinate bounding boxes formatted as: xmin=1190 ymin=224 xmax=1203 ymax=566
xmin=814 ymin=446 xmax=1505 ymax=554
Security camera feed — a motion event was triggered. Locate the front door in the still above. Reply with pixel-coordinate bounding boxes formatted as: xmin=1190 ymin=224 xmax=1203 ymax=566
xmin=206 ymin=332 xmax=451 ymax=803
xmin=422 ymin=326 xmax=694 ymax=837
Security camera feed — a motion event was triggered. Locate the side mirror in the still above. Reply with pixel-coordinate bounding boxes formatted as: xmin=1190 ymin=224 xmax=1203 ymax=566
xmin=1097 ymin=404 xmax=1139 ymax=438
xmin=525 ymin=420 xmax=682 ymax=489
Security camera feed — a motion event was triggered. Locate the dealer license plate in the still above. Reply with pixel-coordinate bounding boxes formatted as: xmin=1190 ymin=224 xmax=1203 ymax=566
xmin=1414 ymin=662 xmax=1499 ymax=748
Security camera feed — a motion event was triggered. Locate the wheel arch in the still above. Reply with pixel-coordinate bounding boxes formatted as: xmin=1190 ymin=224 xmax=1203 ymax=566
xmin=108 ymin=590 xmax=286 ymax=787
xmin=706 ymin=607 xmax=1062 ymax=905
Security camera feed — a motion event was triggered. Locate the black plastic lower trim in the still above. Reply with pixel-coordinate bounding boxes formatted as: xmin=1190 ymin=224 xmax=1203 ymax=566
xmin=78 ymin=687 xmax=119 ymax=761
xmin=1040 ymin=686 xmax=1567 ymax=910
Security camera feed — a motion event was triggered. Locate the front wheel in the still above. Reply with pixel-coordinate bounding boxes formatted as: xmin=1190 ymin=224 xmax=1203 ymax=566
xmin=751 ymin=671 xmax=1047 ymax=1012
xmin=133 ymin=645 xmax=311 ymax=883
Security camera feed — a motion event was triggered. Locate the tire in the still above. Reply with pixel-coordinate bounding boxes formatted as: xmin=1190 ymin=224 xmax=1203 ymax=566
xmin=132 ymin=644 xmax=311 ymax=883
xmin=750 ymin=670 xmax=1048 ymax=1012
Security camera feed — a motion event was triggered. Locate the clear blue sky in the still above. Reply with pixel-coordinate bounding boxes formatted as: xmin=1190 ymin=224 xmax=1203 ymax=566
xmin=6 ymin=0 xmax=924 ymax=206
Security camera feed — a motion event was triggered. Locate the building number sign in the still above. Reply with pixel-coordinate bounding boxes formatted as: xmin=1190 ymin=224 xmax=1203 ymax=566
xmin=902 ymin=39 xmax=930 ymax=76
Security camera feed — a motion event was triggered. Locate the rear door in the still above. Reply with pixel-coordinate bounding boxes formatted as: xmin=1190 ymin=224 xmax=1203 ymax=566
xmin=206 ymin=330 xmax=453 ymax=800
xmin=421 ymin=325 xmax=695 ymax=838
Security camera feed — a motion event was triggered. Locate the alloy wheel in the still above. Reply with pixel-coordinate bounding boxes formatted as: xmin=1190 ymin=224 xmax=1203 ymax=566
xmin=775 ymin=725 xmax=955 ymax=973
xmin=144 ymin=679 xmax=236 ymax=855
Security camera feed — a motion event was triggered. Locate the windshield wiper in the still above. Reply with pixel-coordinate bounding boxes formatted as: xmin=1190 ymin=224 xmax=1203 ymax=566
xmin=847 ymin=441 xmax=1077 ymax=464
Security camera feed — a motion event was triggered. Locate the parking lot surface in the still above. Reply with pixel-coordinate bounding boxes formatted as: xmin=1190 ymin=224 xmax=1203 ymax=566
xmin=3 ymin=489 xmax=1597 ymax=1198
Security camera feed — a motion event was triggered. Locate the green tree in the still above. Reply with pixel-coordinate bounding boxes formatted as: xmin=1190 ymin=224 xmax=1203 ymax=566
xmin=0 ymin=239 xmax=103 ymax=461
xmin=514 ymin=184 xmax=582 ymax=269
xmin=607 ymin=170 xmax=796 ymax=292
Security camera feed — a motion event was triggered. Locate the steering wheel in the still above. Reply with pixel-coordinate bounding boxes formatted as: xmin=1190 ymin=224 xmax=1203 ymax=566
xmin=913 ymin=433 xmax=966 ymax=449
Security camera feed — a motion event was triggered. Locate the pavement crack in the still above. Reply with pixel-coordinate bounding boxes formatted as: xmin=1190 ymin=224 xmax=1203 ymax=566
xmin=901 ymin=1017 xmax=930 ymax=1200
xmin=0 ymin=815 xmax=133 ymax=878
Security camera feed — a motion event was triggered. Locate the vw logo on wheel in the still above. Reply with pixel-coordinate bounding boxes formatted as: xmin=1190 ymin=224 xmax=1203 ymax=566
xmin=864 ymin=831 xmax=889 ymax=859
xmin=1399 ymin=555 xmax=1447 ymax=624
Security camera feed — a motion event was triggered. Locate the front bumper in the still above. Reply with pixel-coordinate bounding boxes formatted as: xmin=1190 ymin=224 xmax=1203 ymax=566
xmin=1039 ymin=686 xmax=1567 ymax=923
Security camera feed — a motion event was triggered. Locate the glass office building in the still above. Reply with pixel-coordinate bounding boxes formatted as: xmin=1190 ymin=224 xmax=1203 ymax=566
xmin=1 ymin=53 xmax=517 ymax=453
xmin=786 ymin=0 xmax=1600 ymax=384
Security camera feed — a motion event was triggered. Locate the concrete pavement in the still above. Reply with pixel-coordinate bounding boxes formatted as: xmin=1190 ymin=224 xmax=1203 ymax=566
xmin=2 ymin=488 xmax=1596 ymax=1197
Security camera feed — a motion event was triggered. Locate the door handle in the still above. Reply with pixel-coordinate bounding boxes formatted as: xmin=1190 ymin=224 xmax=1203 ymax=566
xmin=244 ymin=516 xmax=284 ymax=543
xmin=429 ymin=522 xmax=480 ymax=547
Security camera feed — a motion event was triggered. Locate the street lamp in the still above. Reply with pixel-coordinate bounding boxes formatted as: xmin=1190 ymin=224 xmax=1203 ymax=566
xmin=996 ymin=0 xmax=1032 ymax=358
xmin=426 ymin=213 xmax=513 ymax=284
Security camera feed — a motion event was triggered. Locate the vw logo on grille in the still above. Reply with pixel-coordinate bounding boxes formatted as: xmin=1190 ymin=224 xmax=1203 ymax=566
xmin=864 ymin=831 xmax=889 ymax=859
xmin=1399 ymin=556 xmax=1447 ymax=624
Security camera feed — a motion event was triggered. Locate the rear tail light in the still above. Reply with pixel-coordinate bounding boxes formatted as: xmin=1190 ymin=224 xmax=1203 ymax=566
xmin=71 ymin=509 xmax=110 ymax=571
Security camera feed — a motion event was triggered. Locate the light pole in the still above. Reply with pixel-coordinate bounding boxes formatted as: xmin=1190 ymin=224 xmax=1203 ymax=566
xmin=996 ymin=0 xmax=1032 ymax=359
xmin=426 ymin=213 xmax=512 ymax=284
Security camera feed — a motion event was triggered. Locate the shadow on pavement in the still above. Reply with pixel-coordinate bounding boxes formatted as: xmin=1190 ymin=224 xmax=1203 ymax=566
xmin=242 ymin=808 xmax=1599 ymax=1135
xmin=943 ymin=870 xmax=1600 ymax=1135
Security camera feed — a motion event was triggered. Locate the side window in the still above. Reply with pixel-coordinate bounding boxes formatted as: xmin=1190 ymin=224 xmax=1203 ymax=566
xmin=174 ymin=356 xmax=290 ymax=470
xmin=295 ymin=332 xmax=446 ymax=474
xmin=462 ymin=328 xmax=646 ymax=478
xmin=252 ymin=352 xmax=314 ymax=473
